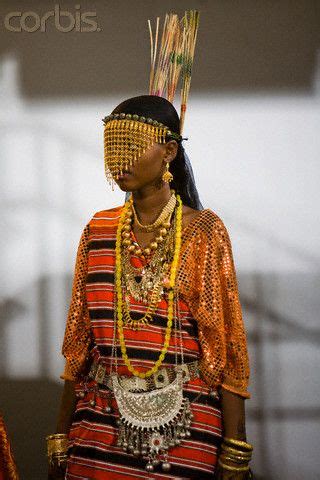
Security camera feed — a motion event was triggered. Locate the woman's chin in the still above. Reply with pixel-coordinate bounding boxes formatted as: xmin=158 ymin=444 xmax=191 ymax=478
xmin=118 ymin=184 xmax=131 ymax=192
xmin=115 ymin=177 xmax=135 ymax=191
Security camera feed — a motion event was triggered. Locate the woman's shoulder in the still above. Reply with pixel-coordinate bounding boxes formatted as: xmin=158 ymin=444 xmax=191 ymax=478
xmin=185 ymin=206 xmax=229 ymax=238
xmin=87 ymin=205 xmax=124 ymax=229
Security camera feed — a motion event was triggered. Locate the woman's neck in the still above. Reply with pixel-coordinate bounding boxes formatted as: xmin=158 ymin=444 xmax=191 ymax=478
xmin=131 ymin=184 xmax=172 ymax=224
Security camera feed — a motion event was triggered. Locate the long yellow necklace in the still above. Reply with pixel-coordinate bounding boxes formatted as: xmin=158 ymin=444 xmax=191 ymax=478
xmin=115 ymin=194 xmax=183 ymax=379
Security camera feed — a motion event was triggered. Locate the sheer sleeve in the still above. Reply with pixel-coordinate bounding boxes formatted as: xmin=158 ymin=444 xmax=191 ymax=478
xmin=60 ymin=224 xmax=91 ymax=381
xmin=215 ymin=217 xmax=250 ymax=397
xmin=186 ymin=211 xmax=250 ymax=398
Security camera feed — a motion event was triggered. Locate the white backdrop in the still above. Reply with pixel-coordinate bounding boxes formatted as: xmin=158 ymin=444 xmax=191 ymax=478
xmin=1 ymin=53 xmax=320 ymax=479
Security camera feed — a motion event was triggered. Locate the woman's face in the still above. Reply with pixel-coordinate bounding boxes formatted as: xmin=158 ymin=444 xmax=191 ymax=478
xmin=113 ymin=141 xmax=177 ymax=192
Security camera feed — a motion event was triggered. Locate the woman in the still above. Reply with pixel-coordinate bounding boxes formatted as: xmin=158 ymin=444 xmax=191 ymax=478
xmin=48 ymin=95 xmax=252 ymax=479
xmin=0 ymin=412 xmax=19 ymax=480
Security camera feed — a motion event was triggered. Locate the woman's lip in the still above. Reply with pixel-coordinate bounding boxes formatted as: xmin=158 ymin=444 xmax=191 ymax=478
xmin=118 ymin=172 xmax=132 ymax=179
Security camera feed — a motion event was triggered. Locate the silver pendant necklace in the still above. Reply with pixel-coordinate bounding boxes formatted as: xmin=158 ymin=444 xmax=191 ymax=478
xmin=109 ymin=286 xmax=193 ymax=473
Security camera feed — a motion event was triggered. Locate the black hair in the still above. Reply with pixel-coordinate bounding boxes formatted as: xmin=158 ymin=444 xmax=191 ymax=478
xmin=111 ymin=95 xmax=203 ymax=210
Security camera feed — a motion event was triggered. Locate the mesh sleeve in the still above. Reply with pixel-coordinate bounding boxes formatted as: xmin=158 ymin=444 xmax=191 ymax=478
xmin=215 ymin=217 xmax=250 ymax=397
xmin=60 ymin=359 xmax=76 ymax=382
xmin=61 ymin=224 xmax=91 ymax=381
xmin=184 ymin=211 xmax=250 ymax=398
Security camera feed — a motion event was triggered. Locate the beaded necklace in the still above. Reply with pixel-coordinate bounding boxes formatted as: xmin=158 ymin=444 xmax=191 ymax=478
xmin=131 ymin=190 xmax=176 ymax=232
xmin=114 ymin=194 xmax=183 ymax=378
xmin=111 ymin=193 xmax=194 ymax=473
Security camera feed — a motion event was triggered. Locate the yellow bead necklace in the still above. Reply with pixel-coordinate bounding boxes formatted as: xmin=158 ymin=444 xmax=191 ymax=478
xmin=115 ymin=193 xmax=183 ymax=379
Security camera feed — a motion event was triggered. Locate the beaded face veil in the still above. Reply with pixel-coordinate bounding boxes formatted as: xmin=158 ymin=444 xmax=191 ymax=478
xmin=103 ymin=114 xmax=181 ymax=188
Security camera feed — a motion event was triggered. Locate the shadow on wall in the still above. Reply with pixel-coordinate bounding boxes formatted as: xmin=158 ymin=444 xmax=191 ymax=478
xmin=0 ymin=275 xmax=66 ymax=479
xmin=1 ymin=271 xmax=320 ymax=479
xmin=0 ymin=378 xmax=62 ymax=480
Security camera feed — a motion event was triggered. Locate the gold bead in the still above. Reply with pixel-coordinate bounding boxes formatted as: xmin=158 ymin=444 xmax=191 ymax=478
xmin=122 ymin=231 xmax=130 ymax=238
xmin=135 ymin=248 xmax=142 ymax=256
xmin=155 ymin=236 xmax=163 ymax=243
xmin=113 ymin=194 xmax=183 ymax=379
xmin=150 ymin=242 xmax=158 ymax=250
xmin=128 ymin=245 xmax=135 ymax=252
xmin=162 ymin=277 xmax=171 ymax=288
xmin=123 ymin=224 xmax=131 ymax=232
xmin=160 ymin=228 xmax=167 ymax=236
xmin=162 ymin=222 xmax=171 ymax=229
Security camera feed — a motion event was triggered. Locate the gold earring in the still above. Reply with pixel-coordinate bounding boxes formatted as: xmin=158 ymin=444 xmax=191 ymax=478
xmin=162 ymin=162 xmax=173 ymax=183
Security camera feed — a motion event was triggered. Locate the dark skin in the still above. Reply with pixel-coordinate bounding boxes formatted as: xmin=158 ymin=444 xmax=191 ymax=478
xmin=49 ymin=141 xmax=249 ymax=479
xmin=48 ymin=381 xmax=76 ymax=479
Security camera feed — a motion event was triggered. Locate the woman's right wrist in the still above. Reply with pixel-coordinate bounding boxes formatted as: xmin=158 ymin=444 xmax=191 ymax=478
xmin=46 ymin=433 xmax=68 ymax=467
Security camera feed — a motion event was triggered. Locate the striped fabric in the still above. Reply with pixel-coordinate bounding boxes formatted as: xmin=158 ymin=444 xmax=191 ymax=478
xmin=66 ymin=206 xmax=222 ymax=479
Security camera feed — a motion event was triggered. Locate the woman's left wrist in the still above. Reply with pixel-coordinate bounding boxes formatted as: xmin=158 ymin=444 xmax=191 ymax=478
xmin=218 ymin=436 xmax=253 ymax=474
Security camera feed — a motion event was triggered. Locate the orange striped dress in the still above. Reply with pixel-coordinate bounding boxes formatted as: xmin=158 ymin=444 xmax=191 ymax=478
xmin=64 ymin=206 xmax=223 ymax=479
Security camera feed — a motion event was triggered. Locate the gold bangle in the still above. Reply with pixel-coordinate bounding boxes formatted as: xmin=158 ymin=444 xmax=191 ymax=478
xmin=223 ymin=437 xmax=253 ymax=451
xmin=221 ymin=443 xmax=252 ymax=459
xmin=46 ymin=433 xmax=68 ymax=442
xmin=221 ymin=453 xmax=250 ymax=465
xmin=218 ymin=458 xmax=250 ymax=472
xmin=49 ymin=453 xmax=68 ymax=468
xmin=46 ymin=433 xmax=68 ymax=464
xmin=221 ymin=454 xmax=251 ymax=465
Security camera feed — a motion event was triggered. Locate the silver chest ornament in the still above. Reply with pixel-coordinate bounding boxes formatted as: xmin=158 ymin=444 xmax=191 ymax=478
xmin=112 ymin=368 xmax=193 ymax=472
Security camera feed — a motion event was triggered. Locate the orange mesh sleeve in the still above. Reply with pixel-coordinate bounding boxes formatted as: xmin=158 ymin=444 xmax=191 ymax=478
xmin=182 ymin=211 xmax=250 ymax=398
xmin=60 ymin=224 xmax=91 ymax=381
xmin=60 ymin=359 xmax=75 ymax=382
xmin=215 ymin=217 xmax=250 ymax=398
